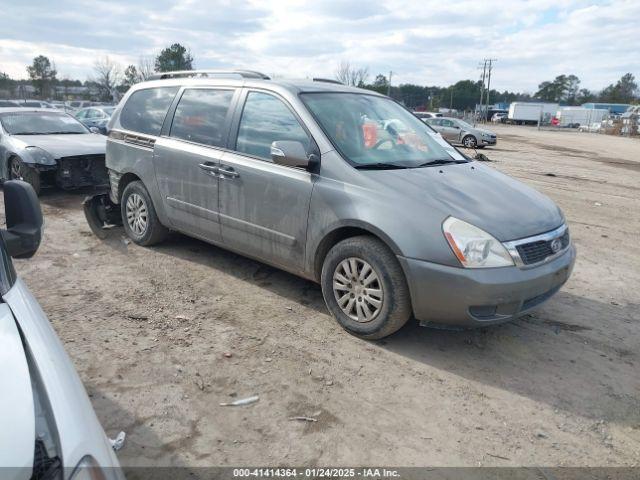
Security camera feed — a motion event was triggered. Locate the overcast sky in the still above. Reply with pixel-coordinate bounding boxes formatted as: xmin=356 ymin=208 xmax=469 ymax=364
xmin=0 ymin=0 xmax=638 ymax=93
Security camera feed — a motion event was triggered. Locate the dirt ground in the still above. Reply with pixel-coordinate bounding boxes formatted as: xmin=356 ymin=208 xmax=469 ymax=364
xmin=5 ymin=125 xmax=640 ymax=468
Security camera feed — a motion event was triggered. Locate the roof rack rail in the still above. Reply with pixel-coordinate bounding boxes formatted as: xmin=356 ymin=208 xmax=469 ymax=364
xmin=148 ymin=69 xmax=271 ymax=81
xmin=312 ymin=78 xmax=344 ymax=85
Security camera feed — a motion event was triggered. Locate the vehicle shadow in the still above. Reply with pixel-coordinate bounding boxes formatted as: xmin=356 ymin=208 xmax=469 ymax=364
xmin=90 ymin=226 xmax=639 ymax=427
xmin=156 ymin=233 xmax=639 ymax=426
xmin=379 ymin=291 xmax=639 ymax=426
xmin=86 ymin=384 xmax=203 ymax=477
xmin=37 ymin=186 xmax=104 ymax=210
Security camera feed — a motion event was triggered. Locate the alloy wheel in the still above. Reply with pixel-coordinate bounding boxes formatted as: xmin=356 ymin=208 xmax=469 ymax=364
xmin=125 ymin=193 xmax=148 ymax=236
xmin=332 ymin=257 xmax=384 ymax=323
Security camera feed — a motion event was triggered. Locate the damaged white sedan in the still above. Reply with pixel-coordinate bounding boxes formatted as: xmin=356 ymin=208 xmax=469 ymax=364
xmin=0 ymin=108 xmax=108 ymax=195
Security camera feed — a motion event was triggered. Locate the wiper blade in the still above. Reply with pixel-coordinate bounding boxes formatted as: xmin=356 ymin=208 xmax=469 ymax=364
xmin=418 ymin=158 xmax=468 ymax=167
xmin=46 ymin=131 xmax=84 ymax=134
xmin=11 ymin=132 xmax=47 ymax=135
xmin=354 ymin=163 xmax=408 ymax=170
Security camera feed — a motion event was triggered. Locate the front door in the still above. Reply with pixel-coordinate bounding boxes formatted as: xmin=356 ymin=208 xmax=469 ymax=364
xmin=218 ymin=90 xmax=316 ymax=271
xmin=153 ymin=87 xmax=237 ymax=242
xmin=440 ymin=119 xmax=462 ymax=142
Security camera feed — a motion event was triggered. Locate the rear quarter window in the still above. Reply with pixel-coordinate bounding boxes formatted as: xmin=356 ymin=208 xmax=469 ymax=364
xmin=120 ymin=87 xmax=179 ymax=136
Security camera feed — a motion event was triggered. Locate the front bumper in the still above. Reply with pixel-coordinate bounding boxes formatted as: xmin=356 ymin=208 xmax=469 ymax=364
xmin=398 ymin=245 xmax=576 ymax=327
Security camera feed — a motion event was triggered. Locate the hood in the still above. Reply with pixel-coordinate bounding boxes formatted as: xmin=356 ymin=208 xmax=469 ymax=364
xmin=0 ymin=303 xmax=35 ymax=475
xmin=470 ymin=127 xmax=495 ymax=136
xmin=365 ymin=162 xmax=563 ymax=241
xmin=13 ymin=133 xmax=106 ymax=158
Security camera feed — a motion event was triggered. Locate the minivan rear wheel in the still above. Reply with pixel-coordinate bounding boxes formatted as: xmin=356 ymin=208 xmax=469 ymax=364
xmin=121 ymin=181 xmax=168 ymax=246
xmin=321 ymin=236 xmax=411 ymax=339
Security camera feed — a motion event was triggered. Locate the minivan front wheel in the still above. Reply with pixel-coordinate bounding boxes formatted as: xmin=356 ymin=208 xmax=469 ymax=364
xmin=321 ymin=236 xmax=411 ymax=339
xmin=121 ymin=181 xmax=168 ymax=246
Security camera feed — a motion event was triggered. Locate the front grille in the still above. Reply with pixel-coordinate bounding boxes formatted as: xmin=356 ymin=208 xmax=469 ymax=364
xmin=516 ymin=229 xmax=570 ymax=265
xmin=56 ymin=154 xmax=108 ymax=189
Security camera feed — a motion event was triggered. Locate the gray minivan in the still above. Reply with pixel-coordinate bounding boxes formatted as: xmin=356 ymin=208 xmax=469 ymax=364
xmin=94 ymin=70 xmax=575 ymax=339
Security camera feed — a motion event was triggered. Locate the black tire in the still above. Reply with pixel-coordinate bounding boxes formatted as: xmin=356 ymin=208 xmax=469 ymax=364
xmin=462 ymin=135 xmax=477 ymax=148
xmin=9 ymin=157 xmax=41 ymax=195
xmin=320 ymin=236 xmax=412 ymax=340
xmin=121 ymin=181 xmax=168 ymax=246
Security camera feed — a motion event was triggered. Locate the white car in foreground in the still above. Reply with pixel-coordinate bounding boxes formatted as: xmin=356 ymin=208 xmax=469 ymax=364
xmin=0 ymin=180 xmax=123 ymax=480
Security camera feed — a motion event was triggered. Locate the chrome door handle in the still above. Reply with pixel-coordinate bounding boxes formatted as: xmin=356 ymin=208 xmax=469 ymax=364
xmin=199 ymin=163 xmax=219 ymax=175
xmin=218 ymin=166 xmax=239 ymax=178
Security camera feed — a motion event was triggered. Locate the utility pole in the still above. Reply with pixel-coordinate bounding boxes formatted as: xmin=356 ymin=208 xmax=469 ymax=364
xmin=387 ymin=71 xmax=392 ymax=97
xmin=485 ymin=59 xmax=496 ymax=118
xmin=477 ymin=60 xmax=487 ymax=126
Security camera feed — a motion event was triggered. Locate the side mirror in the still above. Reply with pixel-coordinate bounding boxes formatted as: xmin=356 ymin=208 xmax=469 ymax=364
xmin=1 ymin=180 xmax=43 ymax=258
xmin=89 ymin=126 xmax=100 ymax=134
xmin=271 ymin=141 xmax=310 ymax=168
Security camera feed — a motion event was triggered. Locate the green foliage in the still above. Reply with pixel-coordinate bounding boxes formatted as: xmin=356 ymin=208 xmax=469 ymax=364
xmin=362 ymin=77 xmax=532 ymax=111
xmin=123 ymin=65 xmax=140 ymax=88
xmin=26 ymin=55 xmax=57 ymax=96
xmin=599 ymin=73 xmax=638 ymax=104
xmin=535 ymin=74 xmax=581 ymax=104
xmin=155 ymin=44 xmax=194 ymax=72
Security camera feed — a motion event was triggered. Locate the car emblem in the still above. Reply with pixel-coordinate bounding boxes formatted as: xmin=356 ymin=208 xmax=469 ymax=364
xmin=550 ymin=238 xmax=562 ymax=253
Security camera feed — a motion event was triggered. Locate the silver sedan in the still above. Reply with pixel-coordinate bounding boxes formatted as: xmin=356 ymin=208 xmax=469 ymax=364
xmin=425 ymin=117 xmax=497 ymax=148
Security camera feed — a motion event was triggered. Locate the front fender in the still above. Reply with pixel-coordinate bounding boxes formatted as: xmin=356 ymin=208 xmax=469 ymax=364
xmin=305 ymin=171 xmax=460 ymax=278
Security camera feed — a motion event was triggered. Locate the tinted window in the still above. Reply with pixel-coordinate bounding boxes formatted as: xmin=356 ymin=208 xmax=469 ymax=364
xmin=442 ymin=119 xmax=454 ymax=127
xmin=236 ymin=92 xmax=309 ymax=161
xmin=120 ymin=87 xmax=178 ymax=136
xmin=170 ymin=89 xmax=234 ymax=147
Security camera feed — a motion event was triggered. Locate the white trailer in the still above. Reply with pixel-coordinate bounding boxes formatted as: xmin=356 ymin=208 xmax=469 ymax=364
xmin=556 ymin=107 xmax=608 ymax=127
xmin=508 ymin=102 xmax=559 ymax=125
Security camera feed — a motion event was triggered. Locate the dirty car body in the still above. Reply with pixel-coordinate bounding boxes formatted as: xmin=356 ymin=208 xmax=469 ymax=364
xmin=88 ymin=71 xmax=575 ymax=338
xmin=0 ymin=181 xmax=123 ymax=480
xmin=0 ymin=108 xmax=108 ymax=192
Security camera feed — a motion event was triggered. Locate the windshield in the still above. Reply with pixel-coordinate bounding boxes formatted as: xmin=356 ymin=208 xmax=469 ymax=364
xmin=102 ymin=107 xmax=116 ymax=115
xmin=301 ymin=93 xmax=464 ymax=168
xmin=455 ymin=119 xmax=474 ymax=129
xmin=0 ymin=111 xmax=88 ymax=135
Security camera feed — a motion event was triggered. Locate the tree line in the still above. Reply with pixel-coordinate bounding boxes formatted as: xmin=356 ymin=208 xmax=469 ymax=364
xmin=337 ymin=62 xmax=639 ymax=111
xmin=1 ymin=47 xmax=638 ymax=109
xmin=0 ymin=43 xmax=194 ymax=102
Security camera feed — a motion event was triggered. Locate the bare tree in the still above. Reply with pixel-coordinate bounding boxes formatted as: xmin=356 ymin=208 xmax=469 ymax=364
xmin=92 ymin=56 xmax=122 ymax=101
xmin=335 ymin=61 xmax=369 ymax=87
xmin=138 ymin=55 xmax=155 ymax=80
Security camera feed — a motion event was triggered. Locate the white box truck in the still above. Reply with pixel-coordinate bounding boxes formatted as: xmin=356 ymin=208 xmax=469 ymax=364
xmin=508 ymin=102 xmax=559 ymax=125
xmin=556 ymin=107 xmax=608 ymax=127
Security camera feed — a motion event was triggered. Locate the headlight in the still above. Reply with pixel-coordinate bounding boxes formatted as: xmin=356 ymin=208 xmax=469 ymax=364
xmin=24 ymin=146 xmax=55 ymax=165
xmin=442 ymin=217 xmax=514 ymax=268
